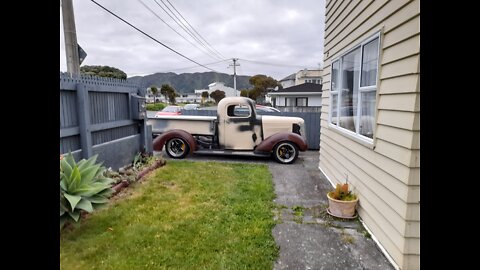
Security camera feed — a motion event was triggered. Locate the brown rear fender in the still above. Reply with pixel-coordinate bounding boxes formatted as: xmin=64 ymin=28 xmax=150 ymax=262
xmin=152 ymin=129 xmax=197 ymax=155
xmin=254 ymin=132 xmax=308 ymax=153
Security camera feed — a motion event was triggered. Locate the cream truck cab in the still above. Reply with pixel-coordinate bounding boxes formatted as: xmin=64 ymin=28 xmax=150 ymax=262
xmin=148 ymin=97 xmax=308 ymax=164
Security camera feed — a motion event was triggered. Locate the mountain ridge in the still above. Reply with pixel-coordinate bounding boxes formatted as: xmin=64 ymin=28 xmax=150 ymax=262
xmin=127 ymin=71 xmax=252 ymax=93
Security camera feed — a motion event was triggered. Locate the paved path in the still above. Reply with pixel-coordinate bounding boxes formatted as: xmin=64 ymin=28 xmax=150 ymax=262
xmin=269 ymin=151 xmax=395 ymax=270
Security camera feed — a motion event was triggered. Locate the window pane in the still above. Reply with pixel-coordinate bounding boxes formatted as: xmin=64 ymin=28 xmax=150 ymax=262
xmin=361 ymin=38 xmax=379 ymax=87
xmin=331 ymin=93 xmax=338 ymax=125
xmin=286 ymin=97 xmax=295 ymax=106
xmin=339 ymin=48 xmax=360 ymax=133
xmin=359 ymin=91 xmax=376 ymax=138
xmin=331 ymin=61 xmax=339 ymax=91
xmin=297 ymin=98 xmax=307 ymax=106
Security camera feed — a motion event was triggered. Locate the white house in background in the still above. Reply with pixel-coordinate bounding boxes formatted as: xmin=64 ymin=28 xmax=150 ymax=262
xmin=279 ymin=69 xmax=323 ymax=89
xmin=268 ymin=82 xmax=322 ymax=112
xmin=295 ymin=69 xmax=323 ymax=85
xmin=176 ymin=93 xmax=201 ymax=103
xmin=319 ymin=0 xmax=420 ymax=269
xmin=279 ymin=73 xmax=296 ymax=88
xmin=194 ymin=82 xmax=240 ymax=99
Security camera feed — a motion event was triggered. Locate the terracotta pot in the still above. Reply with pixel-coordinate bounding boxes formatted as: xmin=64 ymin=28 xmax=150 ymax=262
xmin=327 ymin=193 xmax=358 ymax=218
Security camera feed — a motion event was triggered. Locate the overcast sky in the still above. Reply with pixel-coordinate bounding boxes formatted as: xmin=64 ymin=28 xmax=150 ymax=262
xmin=60 ymin=0 xmax=326 ymax=80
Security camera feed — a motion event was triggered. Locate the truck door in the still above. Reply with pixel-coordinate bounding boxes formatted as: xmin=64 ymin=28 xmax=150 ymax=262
xmin=219 ymin=103 xmax=260 ymax=150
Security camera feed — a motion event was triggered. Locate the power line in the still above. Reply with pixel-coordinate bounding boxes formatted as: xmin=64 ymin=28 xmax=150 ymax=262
xmin=160 ymin=59 xmax=230 ymax=72
xmin=89 ymin=0 xmax=218 ymax=72
xmin=239 ymin=58 xmax=315 ymax=69
xmin=137 ymin=0 xmax=219 ymax=61
xmin=153 ymin=0 xmax=223 ymax=60
xmin=164 ymin=0 xmax=226 ymax=59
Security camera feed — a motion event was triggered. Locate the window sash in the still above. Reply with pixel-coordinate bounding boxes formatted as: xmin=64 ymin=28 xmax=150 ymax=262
xmin=329 ymin=33 xmax=380 ymax=142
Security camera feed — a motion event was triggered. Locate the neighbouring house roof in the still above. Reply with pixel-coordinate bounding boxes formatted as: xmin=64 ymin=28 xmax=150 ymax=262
xmin=208 ymin=82 xmax=225 ymax=87
xmin=279 ymin=73 xmax=296 ymax=82
xmin=270 ymin=82 xmax=322 ymax=95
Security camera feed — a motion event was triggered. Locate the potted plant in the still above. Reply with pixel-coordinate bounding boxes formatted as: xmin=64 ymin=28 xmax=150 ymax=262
xmin=326 ymin=182 xmax=358 ymax=219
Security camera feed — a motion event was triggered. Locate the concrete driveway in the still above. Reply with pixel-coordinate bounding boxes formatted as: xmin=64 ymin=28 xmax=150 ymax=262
xmin=156 ymin=150 xmax=395 ymax=270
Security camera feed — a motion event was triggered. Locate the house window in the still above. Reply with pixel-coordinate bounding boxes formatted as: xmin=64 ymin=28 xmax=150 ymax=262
xmin=329 ymin=33 xmax=380 ymax=141
xmin=296 ymin=97 xmax=308 ymax=106
xmin=285 ymin=97 xmax=295 ymax=106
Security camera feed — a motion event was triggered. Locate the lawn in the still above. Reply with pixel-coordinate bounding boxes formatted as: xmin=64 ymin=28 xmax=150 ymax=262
xmin=60 ymin=160 xmax=278 ymax=269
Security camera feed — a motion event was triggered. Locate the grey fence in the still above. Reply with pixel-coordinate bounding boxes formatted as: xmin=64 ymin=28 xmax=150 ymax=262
xmin=181 ymin=110 xmax=321 ymax=150
xmin=60 ymin=73 xmax=152 ymax=170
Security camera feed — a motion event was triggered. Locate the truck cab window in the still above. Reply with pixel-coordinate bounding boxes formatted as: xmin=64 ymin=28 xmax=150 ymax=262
xmin=228 ymin=104 xmax=250 ymax=117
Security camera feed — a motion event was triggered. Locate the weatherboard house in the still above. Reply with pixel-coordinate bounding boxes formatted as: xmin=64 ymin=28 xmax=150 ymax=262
xmin=319 ymin=0 xmax=420 ymax=269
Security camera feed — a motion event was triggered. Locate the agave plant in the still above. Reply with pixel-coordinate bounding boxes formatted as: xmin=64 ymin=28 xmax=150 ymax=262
xmin=60 ymin=153 xmax=114 ymax=230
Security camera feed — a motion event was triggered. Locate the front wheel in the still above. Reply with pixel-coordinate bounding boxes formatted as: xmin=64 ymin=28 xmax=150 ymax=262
xmin=165 ymin=138 xmax=190 ymax=159
xmin=273 ymin=141 xmax=299 ymax=164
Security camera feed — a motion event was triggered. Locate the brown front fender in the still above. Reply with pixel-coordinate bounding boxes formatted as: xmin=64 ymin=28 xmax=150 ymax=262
xmin=152 ymin=129 xmax=197 ymax=155
xmin=254 ymin=132 xmax=308 ymax=153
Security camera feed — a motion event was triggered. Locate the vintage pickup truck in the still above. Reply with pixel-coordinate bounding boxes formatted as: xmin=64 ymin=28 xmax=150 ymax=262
xmin=147 ymin=97 xmax=308 ymax=164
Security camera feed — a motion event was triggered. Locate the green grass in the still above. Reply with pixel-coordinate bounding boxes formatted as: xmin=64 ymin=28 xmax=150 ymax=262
xmin=60 ymin=161 xmax=278 ymax=270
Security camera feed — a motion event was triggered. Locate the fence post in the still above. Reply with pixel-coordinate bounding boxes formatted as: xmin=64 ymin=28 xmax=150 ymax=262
xmin=144 ymin=124 xmax=153 ymax=154
xmin=76 ymin=83 xmax=93 ymax=159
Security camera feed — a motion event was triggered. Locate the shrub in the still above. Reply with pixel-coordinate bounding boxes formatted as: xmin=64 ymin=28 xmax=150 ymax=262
xmin=146 ymin=103 xmax=166 ymax=111
xmin=60 ymin=153 xmax=114 ymax=230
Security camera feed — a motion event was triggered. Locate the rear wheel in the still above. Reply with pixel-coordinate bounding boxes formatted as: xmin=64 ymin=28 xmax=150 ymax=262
xmin=165 ymin=138 xmax=189 ymax=159
xmin=273 ymin=141 xmax=298 ymax=164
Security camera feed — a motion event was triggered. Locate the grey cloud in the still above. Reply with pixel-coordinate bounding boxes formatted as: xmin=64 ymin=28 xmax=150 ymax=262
xmin=61 ymin=0 xmax=325 ymax=80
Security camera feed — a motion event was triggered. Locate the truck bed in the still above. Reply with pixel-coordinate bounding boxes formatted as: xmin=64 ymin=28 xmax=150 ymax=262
xmin=147 ymin=115 xmax=216 ymax=136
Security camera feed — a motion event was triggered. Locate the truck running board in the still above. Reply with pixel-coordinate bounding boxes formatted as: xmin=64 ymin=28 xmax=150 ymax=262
xmin=194 ymin=149 xmax=271 ymax=157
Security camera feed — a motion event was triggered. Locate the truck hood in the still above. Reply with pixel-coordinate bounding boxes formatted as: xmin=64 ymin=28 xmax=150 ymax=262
xmin=261 ymin=115 xmax=304 ymax=139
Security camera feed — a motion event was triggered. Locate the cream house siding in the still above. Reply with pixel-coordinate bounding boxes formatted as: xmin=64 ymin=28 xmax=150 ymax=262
xmin=321 ymin=0 xmax=420 ymax=269
xmin=380 ymin=75 xmax=419 ymax=94
xmin=378 ymin=93 xmax=420 ymax=112
xmin=377 ymin=110 xmax=420 ymax=131
xmin=325 ymin=0 xmax=419 ymax=58
xmin=381 ymin=55 xmax=420 ymax=79
xmin=376 ymin=126 xmax=420 ymax=149
xmin=382 ymin=35 xmax=419 ymax=64
xmin=383 ymin=16 xmax=420 ymax=48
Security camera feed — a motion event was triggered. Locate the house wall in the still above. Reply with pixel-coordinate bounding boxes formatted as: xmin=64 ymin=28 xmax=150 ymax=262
xmin=280 ymin=79 xmax=295 ymax=88
xmin=320 ymin=1 xmax=420 ymax=269
xmin=296 ymin=69 xmax=323 ymax=85
xmin=274 ymin=95 xmax=322 ymax=107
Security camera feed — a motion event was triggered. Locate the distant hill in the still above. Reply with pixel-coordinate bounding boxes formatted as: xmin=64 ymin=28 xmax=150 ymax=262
xmin=128 ymin=72 xmax=252 ymax=93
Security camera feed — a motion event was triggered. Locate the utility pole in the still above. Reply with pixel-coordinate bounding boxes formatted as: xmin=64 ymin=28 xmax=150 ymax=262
xmin=61 ymin=0 xmax=80 ymax=77
xmin=229 ymin=58 xmax=240 ymax=96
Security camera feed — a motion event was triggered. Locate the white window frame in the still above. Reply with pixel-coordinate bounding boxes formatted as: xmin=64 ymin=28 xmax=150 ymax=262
xmin=328 ymin=32 xmax=380 ymax=144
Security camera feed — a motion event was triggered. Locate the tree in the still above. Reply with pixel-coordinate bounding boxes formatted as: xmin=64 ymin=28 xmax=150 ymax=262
xmin=160 ymin=84 xmax=175 ymax=104
xmin=201 ymin=91 xmax=209 ymax=104
xmin=248 ymin=75 xmax=280 ymax=102
xmin=80 ymin=65 xmax=127 ymax=79
xmin=240 ymin=89 xmax=249 ymax=97
xmin=210 ymin=90 xmax=226 ymax=103
xmin=168 ymin=91 xmax=178 ymax=104
xmin=150 ymin=86 xmax=158 ymax=103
